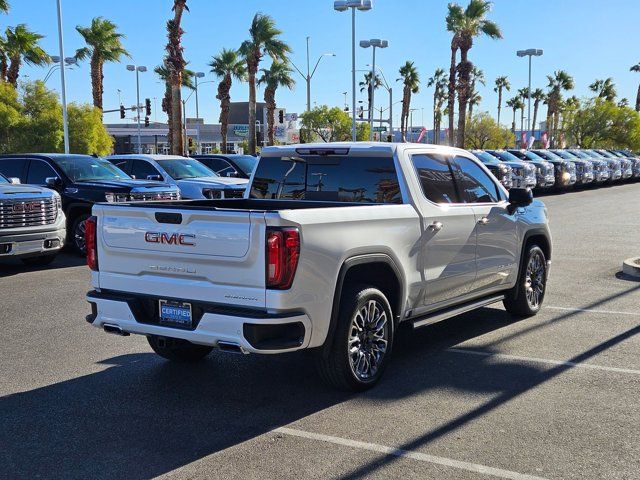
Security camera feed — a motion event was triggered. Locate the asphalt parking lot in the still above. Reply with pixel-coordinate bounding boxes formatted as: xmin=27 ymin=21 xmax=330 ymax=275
xmin=1 ymin=183 xmax=639 ymax=480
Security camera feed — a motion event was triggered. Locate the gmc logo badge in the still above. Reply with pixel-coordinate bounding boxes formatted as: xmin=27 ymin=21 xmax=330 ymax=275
xmin=144 ymin=232 xmax=196 ymax=246
xmin=13 ymin=202 xmax=41 ymax=213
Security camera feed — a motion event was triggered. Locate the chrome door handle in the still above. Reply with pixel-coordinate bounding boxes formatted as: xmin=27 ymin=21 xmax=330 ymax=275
xmin=428 ymin=221 xmax=443 ymax=232
xmin=477 ymin=217 xmax=489 ymax=225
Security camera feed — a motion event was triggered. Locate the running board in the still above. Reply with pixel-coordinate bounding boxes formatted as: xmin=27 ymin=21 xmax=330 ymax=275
xmin=411 ymin=294 xmax=505 ymax=329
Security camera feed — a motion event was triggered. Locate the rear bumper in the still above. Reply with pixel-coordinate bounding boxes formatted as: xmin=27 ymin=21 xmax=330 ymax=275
xmin=0 ymin=226 xmax=65 ymax=258
xmin=86 ymin=290 xmax=312 ymax=354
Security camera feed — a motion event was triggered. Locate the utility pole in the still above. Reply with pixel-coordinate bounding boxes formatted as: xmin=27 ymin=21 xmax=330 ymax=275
xmin=56 ymin=0 xmax=69 ymax=154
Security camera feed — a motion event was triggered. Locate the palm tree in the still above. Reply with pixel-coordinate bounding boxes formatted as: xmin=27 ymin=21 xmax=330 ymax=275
xmin=427 ymin=68 xmax=447 ymax=144
xmin=0 ymin=1 xmax=9 ymax=13
xmin=240 ymin=13 xmax=291 ymax=155
xmin=165 ymin=0 xmax=189 ymax=154
xmin=359 ymin=71 xmax=382 ymax=127
xmin=468 ymin=91 xmax=482 ymax=119
xmin=75 ymin=17 xmax=130 ymax=111
xmin=397 ymin=61 xmax=419 ymax=142
xmin=210 ymin=48 xmax=245 ymax=153
xmin=506 ymin=96 xmax=523 ymax=138
xmin=467 ymin=66 xmax=484 ymax=120
xmin=517 ymin=87 xmax=529 ymax=134
xmin=494 ymin=75 xmax=510 ymax=126
xmin=589 ymin=77 xmax=617 ymax=102
xmin=447 ymin=0 xmax=502 ymax=148
xmin=258 ymin=60 xmax=295 ymax=146
xmin=630 ymin=62 xmax=640 ymax=112
xmin=618 ymin=98 xmax=629 ymax=108
xmin=4 ymin=24 xmax=49 ymax=86
xmin=530 ymin=88 xmax=545 ymax=137
xmin=546 ymin=70 xmax=574 ymax=147
xmin=154 ymin=63 xmax=195 ymax=152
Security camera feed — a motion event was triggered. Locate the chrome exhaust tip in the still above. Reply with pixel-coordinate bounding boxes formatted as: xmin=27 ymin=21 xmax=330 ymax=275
xmin=103 ymin=323 xmax=130 ymax=336
xmin=217 ymin=341 xmax=246 ymax=354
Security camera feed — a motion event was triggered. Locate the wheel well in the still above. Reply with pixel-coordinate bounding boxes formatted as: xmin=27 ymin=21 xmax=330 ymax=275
xmin=525 ymin=234 xmax=551 ymax=261
xmin=341 ymin=262 xmax=402 ymax=321
xmin=67 ymin=206 xmax=91 ymax=225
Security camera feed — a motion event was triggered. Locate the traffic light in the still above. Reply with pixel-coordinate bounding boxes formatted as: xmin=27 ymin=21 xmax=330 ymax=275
xmin=358 ymin=106 xmax=364 ymax=119
xmin=144 ymin=116 xmax=150 ymax=127
xmin=145 ymin=98 xmax=151 ymax=116
xmin=278 ymin=109 xmax=284 ymax=123
xmin=119 ymin=105 xmax=125 ymax=119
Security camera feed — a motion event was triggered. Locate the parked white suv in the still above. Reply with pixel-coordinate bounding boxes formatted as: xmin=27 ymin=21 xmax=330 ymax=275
xmin=87 ymin=143 xmax=551 ymax=391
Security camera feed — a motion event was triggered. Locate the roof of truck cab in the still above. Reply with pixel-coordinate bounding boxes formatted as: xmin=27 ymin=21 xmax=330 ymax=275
xmin=106 ymin=154 xmax=189 ymax=161
xmin=261 ymin=142 xmax=470 ymax=156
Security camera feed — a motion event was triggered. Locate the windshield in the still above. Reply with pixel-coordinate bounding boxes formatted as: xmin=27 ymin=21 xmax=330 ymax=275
xmin=489 ymin=150 xmax=521 ymax=162
xmin=471 ymin=151 xmax=499 ymax=163
xmin=231 ymin=155 xmax=258 ymax=175
xmin=0 ymin=173 xmax=8 ymax=184
xmin=158 ymin=159 xmax=217 ymax=180
xmin=568 ymin=150 xmax=590 ymax=159
xmin=523 ymin=151 xmax=545 ymax=161
xmin=534 ymin=150 xmax=563 ymax=161
xmin=551 ymin=150 xmax=576 ymax=160
xmin=54 ymin=156 xmax=130 ymax=182
xmin=596 ymin=150 xmax=615 ymax=158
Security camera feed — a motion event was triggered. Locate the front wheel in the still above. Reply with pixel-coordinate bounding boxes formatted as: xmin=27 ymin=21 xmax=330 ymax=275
xmin=147 ymin=335 xmax=214 ymax=362
xmin=316 ymin=285 xmax=394 ymax=391
xmin=504 ymin=245 xmax=547 ymax=317
xmin=71 ymin=214 xmax=90 ymax=255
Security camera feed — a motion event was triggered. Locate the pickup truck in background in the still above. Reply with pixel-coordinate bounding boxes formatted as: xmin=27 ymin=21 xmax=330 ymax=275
xmin=86 ymin=143 xmax=552 ymax=391
xmin=0 ymin=172 xmax=65 ymax=266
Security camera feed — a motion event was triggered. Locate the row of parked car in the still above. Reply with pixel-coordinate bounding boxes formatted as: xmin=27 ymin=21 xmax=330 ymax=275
xmin=472 ymin=149 xmax=640 ymax=191
xmin=0 ymin=153 xmax=256 ymax=265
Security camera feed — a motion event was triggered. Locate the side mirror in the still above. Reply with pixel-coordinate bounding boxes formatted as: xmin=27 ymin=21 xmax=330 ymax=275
xmin=8 ymin=177 xmax=20 ymax=185
xmin=146 ymin=175 xmax=163 ymax=181
xmin=508 ymin=187 xmax=533 ymax=213
xmin=45 ymin=177 xmax=62 ymax=188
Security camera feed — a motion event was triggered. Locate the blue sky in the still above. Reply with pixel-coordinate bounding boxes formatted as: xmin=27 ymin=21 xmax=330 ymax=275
xmin=7 ymin=0 xmax=640 ymax=129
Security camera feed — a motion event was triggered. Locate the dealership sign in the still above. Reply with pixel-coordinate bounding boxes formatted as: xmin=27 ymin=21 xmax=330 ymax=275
xmin=233 ymin=125 xmax=249 ymax=137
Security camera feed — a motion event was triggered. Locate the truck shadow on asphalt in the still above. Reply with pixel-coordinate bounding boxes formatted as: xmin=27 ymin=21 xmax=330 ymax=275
xmin=1 ymin=284 xmax=639 ymax=480
xmin=0 ymin=252 xmax=85 ymax=278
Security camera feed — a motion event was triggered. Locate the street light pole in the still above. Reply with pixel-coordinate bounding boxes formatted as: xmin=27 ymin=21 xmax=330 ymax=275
xmin=127 ymin=65 xmax=147 ymax=153
xmin=360 ymin=38 xmax=388 ymax=140
xmin=517 ymin=48 xmax=543 ymax=143
xmin=194 ymin=72 xmax=205 ymax=154
xmin=55 ymin=0 xmax=69 ymax=154
xmin=334 ymin=0 xmax=372 ymax=141
xmin=291 ymin=37 xmax=335 ymax=113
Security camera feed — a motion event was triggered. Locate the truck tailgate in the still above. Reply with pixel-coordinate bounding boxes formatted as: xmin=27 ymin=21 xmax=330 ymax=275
xmin=94 ymin=204 xmax=267 ymax=308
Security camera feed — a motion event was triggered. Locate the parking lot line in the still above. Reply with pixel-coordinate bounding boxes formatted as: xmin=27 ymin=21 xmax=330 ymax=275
xmin=545 ymin=306 xmax=640 ymax=317
xmin=447 ymin=348 xmax=640 ymax=375
xmin=275 ymin=427 xmax=549 ymax=480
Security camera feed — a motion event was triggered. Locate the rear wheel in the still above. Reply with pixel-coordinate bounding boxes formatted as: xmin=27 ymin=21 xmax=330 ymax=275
xmin=147 ymin=335 xmax=214 ymax=362
xmin=504 ymin=245 xmax=547 ymax=317
xmin=316 ymin=285 xmax=394 ymax=391
xmin=71 ymin=214 xmax=90 ymax=255
xmin=21 ymin=255 xmax=57 ymax=267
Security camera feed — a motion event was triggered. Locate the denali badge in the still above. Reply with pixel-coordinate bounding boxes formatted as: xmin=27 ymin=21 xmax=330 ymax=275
xmin=144 ymin=232 xmax=196 ymax=246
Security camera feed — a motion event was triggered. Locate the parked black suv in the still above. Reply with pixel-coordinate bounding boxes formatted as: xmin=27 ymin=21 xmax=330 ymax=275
xmin=191 ymin=154 xmax=258 ymax=179
xmin=0 ymin=154 xmax=180 ymax=252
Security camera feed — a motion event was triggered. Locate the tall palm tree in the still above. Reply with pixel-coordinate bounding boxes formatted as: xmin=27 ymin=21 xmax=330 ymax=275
xmin=546 ymin=70 xmax=574 ymax=147
xmin=397 ymin=61 xmax=419 ymax=142
xmin=4 ymin=24 xmax=49 ymax=86
xmin=445 ymin=4 xmax=463 ymax=146
xmin=630 ymin=62 xmax=640 ymax=112
xmin=588 ymin=77 xmax=617 ymax=102
xmin=165 ymin=0 xmax=189 ymax=154
xmin=427 ymin=68 xmax=447 ymax=144
xmin=210 ymin=48 xmax=245 ymax=154
xmin=468 ymin=91 xmax=481 ymax=119
xmin=467 ymin=66 xmax=484 ymax=120
xmin=0 ymin=1 xmax=9 ymax=13
xmin=530 ymin=88 xmax=545 ymax=137
xmin=75 ymin=17 xmax=130 ymax=111
xmin=447 ymin=0 xmax=502 ymax=148
xmin=494 ymin=75 xmax=510 ymax=125
xmin=517 ymin=87 xmax=529 ymax=134
xmin=359 ymin=71 xmax=382 ymax=127
xmin=154 ymin=63 xmax=195 ymax=152
xmin=258 ymin=60 xmax=295 ymax=146
xmin=240 ymin=13 xmax=291 ymax=155
xmin=506 ymin=96 xmax=523 ymax=137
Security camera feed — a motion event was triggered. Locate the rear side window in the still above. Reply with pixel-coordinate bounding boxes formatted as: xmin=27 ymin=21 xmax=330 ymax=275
xmin=250 ymin=156 xmax=402 ymax=204
xmin=131 ymin=160 xmax=160 ymax=180
xmin=411 ymin=154 xmax=460 ymax=204
xmin=0 ymin=158 xmax=28 ymax=181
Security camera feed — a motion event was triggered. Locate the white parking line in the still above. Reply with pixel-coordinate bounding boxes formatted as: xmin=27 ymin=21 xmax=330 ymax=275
xmin=447 ymin=348 xmax=640 ymax=375
xmin=275 ymin=427 xmax=548 ymax=480
xmin=545 ymin=306 xmax=640 ymax=317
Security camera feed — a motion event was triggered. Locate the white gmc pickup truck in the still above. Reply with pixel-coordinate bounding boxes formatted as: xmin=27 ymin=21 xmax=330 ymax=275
xmin=86 ymin=143 xmax=552 ymax=391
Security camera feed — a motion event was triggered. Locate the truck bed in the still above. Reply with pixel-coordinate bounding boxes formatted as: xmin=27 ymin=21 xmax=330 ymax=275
xmin=108 ymin=198 xmax=388 ymax=211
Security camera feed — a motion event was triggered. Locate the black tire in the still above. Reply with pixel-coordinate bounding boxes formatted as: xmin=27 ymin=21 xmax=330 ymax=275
xmin=147 ymin=335 xmax=214 ymax=362
xmin=71 ymin=214 xmax=91 ymax=255
xmin=504 ymin=244 xmax=547 ymax=317
xmin=20 ymin=255 xmax=57 ymax=267
xmin=316 ymin=285 xmax=394 ymax=392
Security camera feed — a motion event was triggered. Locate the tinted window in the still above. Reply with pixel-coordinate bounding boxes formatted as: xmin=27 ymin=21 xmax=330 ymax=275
xmin=411 ymin=154 xmax=460 ymax=204
xmin=53 ymin=156 xmax=129 ymax=182
xmin=488 ymin=150 xmax=521 ymax=162
xmin=27 ymin=160 xmax=57 ymax=184
xmin=471 ymin=151 xmax=500 ymax=164
xmin=451 ymin=156 xmax=499 ymax=203
xmin=0 ymin=158 xmax=28 ymax=181
xmin=230 ymin=155 xmax=258 ymax=176
xmin=157 ymin=159 xmax=217 ymax=180
xmin=201 ymin=158 xmax=234 ymax=175
xmin=108 ymin=158 xmax=131 ymax=174
xmin=131 ymin=160 xmax=161 ymax=180
xmin=250 ymin=156 xmax=402 ymax=204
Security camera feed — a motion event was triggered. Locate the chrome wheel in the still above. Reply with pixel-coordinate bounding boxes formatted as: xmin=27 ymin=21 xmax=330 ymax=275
xmin=74 ymin=217 xmax=88 ymax=253
xmin=348 ymin=299 xmax=389 ymax=381
xmin=525 ymin=250 xmax=546 ymax=309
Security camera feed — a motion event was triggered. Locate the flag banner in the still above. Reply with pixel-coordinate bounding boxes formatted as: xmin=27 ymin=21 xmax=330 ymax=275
xmin=416 ymin=128 xmax=427 ymax=143
xmin=521 ymin=132 xmax=527 ymax=149
xmin=528 ymin=135 xmax=535 ymax=149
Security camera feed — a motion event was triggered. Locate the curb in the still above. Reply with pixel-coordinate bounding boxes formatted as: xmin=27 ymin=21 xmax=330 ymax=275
xmin=622 ymin=257 xmax=640 ymax=278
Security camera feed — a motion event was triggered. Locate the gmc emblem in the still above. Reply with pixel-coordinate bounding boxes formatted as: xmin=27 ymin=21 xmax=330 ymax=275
xmin=13 ymin=202 xmax=41 ymax=213
xmin=144 ymin=232 xmax=196 ymax=246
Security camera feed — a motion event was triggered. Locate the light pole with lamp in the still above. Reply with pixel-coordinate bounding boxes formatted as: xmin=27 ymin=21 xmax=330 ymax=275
xmin=365 ymin=64 xmax=393 ymax=141
xmin=334 ymin=0 xmax=373 ymax=141
xmin=55 ymin=0 xmax=70 ymax=154
xmin=359 ymin=38 xmax=388 ymax=140
xmin=44 ymin=56 xmax=76 ymax=84
xmin=516 ymin=48 xmax=543 ymax=143
xmin=126 ymin=64 xmax=147 ymax=153
xmin=190 ymin=73 xmax=216 ymax=154
xmin=290 ymin=37 xmax=335 ymax=112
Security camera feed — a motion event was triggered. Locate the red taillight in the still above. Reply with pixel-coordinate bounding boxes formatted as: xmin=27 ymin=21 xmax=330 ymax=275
xmin=266 ymin=228 xmax=300 ymax=289
xmin=85 ymin=215 xmax=98 ymax=271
